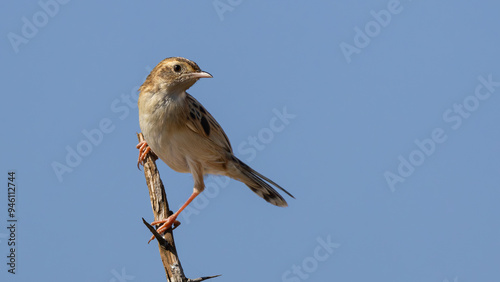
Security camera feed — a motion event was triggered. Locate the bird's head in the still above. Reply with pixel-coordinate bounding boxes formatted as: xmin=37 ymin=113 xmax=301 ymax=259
xmin=140 ymin=57 xmax=212 ymax=94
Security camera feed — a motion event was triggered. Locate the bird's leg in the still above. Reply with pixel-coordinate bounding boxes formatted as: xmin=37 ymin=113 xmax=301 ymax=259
xmin=136 ymin=140 xmax=151 ymax=169
xmin=148 ymin=190 xmax=201 ymax=243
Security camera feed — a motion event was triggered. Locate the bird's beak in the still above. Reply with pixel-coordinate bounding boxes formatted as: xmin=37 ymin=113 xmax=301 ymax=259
xmin=190 ymin=71 xmax=213 ymax=79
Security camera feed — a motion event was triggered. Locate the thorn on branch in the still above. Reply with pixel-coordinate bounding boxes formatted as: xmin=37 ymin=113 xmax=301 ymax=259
xmin=187 ymin=274 xmax=222 ymax=282
xmin=142 ymin=218 xmax=172 ymax=250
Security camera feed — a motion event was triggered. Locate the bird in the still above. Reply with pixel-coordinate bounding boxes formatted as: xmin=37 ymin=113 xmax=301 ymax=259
xmin=137 ymin=57 xmax=294 ymax=242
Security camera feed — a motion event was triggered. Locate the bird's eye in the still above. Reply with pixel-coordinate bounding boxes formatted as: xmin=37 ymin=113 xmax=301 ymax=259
xmin=173 ymin=65 xmax=182 ymax=72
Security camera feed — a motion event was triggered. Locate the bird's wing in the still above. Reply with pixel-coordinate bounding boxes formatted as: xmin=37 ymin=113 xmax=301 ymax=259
xmin=185 ymin=93 xmax=233 ymax=153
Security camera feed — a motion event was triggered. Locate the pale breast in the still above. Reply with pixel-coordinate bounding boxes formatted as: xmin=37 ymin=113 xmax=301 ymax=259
xmin=139 ymin=91 xmax=191 ymax=173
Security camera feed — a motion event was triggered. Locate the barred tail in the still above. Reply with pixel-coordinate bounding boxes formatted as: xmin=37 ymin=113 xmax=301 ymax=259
xmin=229 ymin=157 xmax=294 ymax=207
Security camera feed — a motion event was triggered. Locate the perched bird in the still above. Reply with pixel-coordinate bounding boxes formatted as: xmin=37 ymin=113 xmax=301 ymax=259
xmin=137 ymin=57 xmax=293 ymax=242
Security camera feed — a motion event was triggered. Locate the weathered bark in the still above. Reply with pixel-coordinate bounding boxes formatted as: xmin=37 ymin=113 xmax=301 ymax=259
xmin=137 ymin=133 xmax=220 ymax=282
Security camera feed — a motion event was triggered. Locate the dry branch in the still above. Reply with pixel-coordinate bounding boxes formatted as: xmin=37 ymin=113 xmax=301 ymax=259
xmin=137 ymin=133 xmax=220 ymax=282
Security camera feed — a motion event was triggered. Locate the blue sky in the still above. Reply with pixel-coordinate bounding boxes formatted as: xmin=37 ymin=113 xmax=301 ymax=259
xmin=1 ymin=1 xmax=500 ymax=281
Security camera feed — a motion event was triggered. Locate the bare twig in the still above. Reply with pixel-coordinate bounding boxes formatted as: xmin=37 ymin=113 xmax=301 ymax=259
xmin=137 ymin=133 xmax=221 ymax=282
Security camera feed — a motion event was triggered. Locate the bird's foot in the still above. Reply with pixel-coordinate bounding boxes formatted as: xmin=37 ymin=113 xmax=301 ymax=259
xmin=136 ymin=140 xmax=151 ymax=169
xmin=148 ymin=217 xmax=181 ymax=243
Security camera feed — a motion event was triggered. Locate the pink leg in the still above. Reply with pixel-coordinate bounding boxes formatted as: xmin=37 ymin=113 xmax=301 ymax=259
xmin=148 ymin=190 xmax=201 ymax=243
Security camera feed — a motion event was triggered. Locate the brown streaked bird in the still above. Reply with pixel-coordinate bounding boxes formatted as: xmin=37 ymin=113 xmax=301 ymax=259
xmin=137 ymin=57 xmax=294 ymax=242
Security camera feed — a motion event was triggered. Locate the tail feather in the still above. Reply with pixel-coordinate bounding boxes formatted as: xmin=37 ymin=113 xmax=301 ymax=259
xmin=230 ymin=157 xmax=294 ymax=207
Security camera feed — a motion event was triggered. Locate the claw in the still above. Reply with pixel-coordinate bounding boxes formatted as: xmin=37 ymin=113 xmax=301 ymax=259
xmin=147 ymin=217 xmax=181 ymax=243
xmin=136 ymin=140 xmax=151 ymax=169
